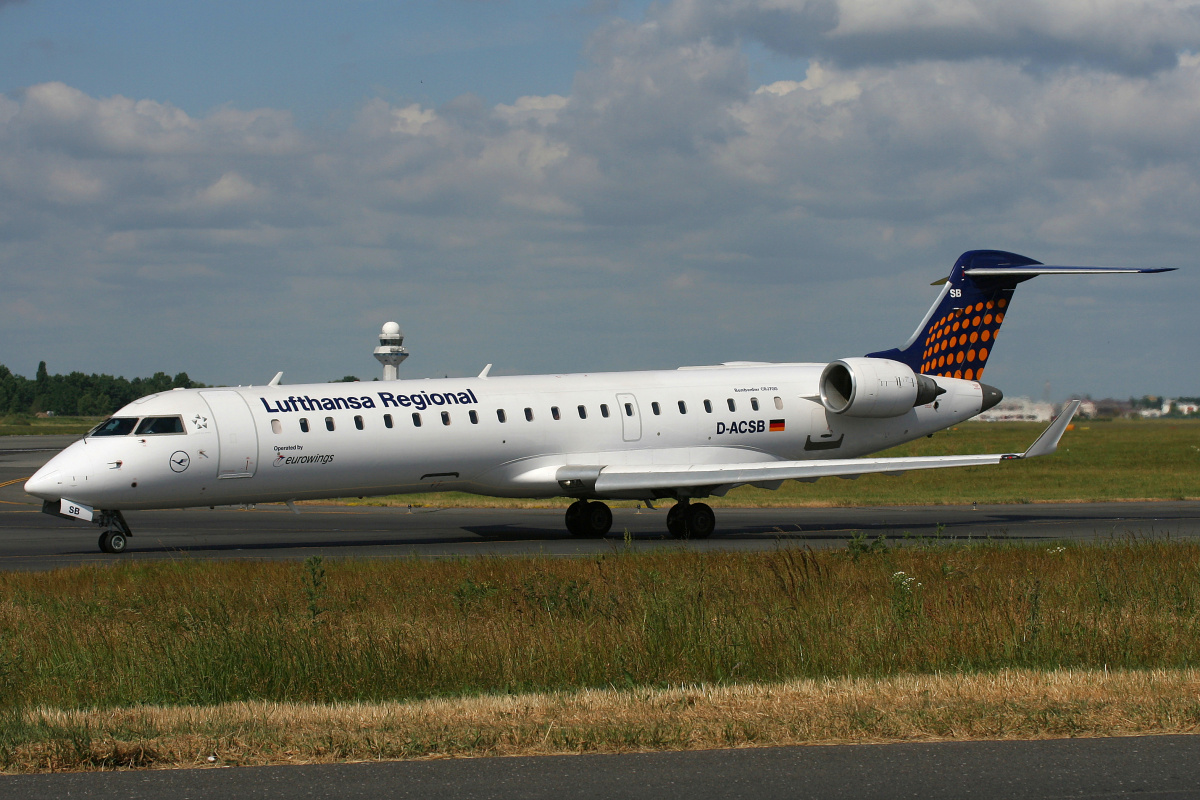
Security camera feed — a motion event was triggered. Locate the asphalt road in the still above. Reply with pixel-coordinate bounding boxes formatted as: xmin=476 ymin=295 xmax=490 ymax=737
xmin=3 ymin=435 xmax=1199 ymax=569
xmin=5 ymin=735 xmax=1200 ymax=799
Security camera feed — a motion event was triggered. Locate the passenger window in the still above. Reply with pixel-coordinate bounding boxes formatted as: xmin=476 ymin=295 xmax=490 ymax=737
xmin=704 ymin=399 xmax=712 ymax=413
xmin=441 ymin=411 xmax=450 ymax=426
xmin=497 ymin=409 xmax=507 ymax=423
xmin=624 ymin=403 xmax=633 ymax=417
xmin=384 ymin=414 xmax=393 ymax=428
xmin=677 ymin=401 xmax=687 ymax=414
xmin=651 ymin=402 xmax=661 ymax=416
xmin=325 ymin=417 xmax=335 ymax=431
xmin=89 ymin=417 xmax=138 ymax=436
xmin=525 ymin=408 xmax=534 ymax=421
xmin=135 ymin=416 xmax=185 ymax=435
xmin=271 ymin=419 xmax=282 ymax=434
xmin=600 ymin=404 xmax=609 ymax=418
xmin=469 ymin=410 xmax=479 ymax=424
xmin=751 ymin=397 xmax=760 ymax=411
xmin=774 ymin=396 xmax=783 ymax=410
xmin=551 ymin=406 xmax=561 ymax=420
xmin=577 ymin=405 xmax=587 ymax=419
xmin=354 ymin=415 xmax=364 ymax=430
xmin=727 ymin=398 xmax=736 ymax=412
xmin=412 ymin=413 xmax=422 ymax=427
xmin=300 ymin=418 xmax=309 ymax=433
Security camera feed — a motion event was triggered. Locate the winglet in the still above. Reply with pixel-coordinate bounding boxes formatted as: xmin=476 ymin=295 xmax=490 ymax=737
xmin=1022 ymin=400 xmax=1081 ymax=459
xmin=268 ymin=371 xmax=284 ymax=386
xmin=478 ymin=364 xmax=492 ymax=379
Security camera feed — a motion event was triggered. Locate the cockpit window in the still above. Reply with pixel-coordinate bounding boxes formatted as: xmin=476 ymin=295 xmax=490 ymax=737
xmin=89 ymin=417 xmax=138 ymax=437
xmin=135 ymin=416 xmax=185 ymax=435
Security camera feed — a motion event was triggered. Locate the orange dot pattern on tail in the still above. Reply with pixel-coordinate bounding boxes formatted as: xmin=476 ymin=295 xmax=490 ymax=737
xmin=920 ymin=298 xmax=1007 ymax=379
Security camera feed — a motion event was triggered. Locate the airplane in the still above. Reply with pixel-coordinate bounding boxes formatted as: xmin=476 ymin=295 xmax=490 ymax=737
xmin=24 ymin=250 xmax=1173 ymax=553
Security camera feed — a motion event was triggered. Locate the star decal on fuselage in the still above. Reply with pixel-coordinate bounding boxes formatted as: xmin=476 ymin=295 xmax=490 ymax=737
xmin=191 ymin=414 xmax=208 ymax=430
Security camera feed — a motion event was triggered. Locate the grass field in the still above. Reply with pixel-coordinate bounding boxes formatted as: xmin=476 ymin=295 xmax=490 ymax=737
xmin=0 ymin=415 xmax=98 ymax=437
xmin=4 ymin=540 xmax=1200 ymax=770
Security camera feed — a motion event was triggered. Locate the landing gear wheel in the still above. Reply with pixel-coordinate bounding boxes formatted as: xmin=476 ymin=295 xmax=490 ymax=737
xmin=666 ymin=501 xmax=688 ymax=539
xmin=566 ymin=500 xmax=612 ymax=538
xmin=582 ymin=501 xmax=612 ymax=538
xmin=685 ymin=503 xmax=716 ymax=539
xmin=99 ymin=530 xmax=127 ymax=554
xmin=565 ymin=500 xmax=589 ymax=536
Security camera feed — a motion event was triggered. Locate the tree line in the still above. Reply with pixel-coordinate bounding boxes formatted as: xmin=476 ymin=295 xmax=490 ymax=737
xmin=0 ymin=362 xmax=204 ymax=417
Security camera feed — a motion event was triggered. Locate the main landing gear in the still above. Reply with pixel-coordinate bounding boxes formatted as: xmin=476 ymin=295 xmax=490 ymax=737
xmin=565 ymin=499 xmax=613 ymax=538
xmin=666 ymin=499 xmax=716 ymax=539
xmin=96 ymin=510 xmax=132 ymax=554
xmin=563 ymin=498 xmax=716 ymax=539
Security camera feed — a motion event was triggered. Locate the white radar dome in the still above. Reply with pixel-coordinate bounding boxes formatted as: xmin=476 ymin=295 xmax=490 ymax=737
xmin=381 ymin=321 xmax=401 ymax=336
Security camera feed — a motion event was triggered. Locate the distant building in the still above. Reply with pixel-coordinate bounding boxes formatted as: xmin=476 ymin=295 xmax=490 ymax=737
xmin=972 ymin=397 xmax=1055 ymax=422
xmin=1166 ymin=399 xmax=1200 ymax=416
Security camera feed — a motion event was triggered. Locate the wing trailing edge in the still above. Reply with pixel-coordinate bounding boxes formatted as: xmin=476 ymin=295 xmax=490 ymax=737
xmin=586 ymin=401 xmax=1082 ymax=496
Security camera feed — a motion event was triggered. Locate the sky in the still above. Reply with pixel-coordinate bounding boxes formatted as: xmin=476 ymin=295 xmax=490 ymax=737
xmin=1 ymin=0 xmax=1198 ymax=401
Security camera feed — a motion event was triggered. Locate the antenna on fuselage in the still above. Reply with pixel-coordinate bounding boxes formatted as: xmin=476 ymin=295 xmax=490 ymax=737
xmin=374 ymin=321 xmax=409 ymax=381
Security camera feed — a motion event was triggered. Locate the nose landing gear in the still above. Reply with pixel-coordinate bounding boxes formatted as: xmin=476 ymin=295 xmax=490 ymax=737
xmin=96 ymin=510 xmax=132 ymax=554
xmin=99 ymin=530 xmax=127 ymax=554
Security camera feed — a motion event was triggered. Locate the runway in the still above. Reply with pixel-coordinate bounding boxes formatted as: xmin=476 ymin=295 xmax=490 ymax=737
xmin=2 ymin=435 xmax=1198 ymax=569
xmin=5 ymin=735 xmax=1200 ymax=799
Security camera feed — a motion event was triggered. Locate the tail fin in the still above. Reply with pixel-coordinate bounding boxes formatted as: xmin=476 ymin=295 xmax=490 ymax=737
xmin=867 ymin=250 xmax=1174 ymax=381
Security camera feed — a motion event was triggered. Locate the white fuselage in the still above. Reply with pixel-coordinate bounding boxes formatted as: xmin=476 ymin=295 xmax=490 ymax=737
xmin=26 ymin=363 xmax=985 ymax=511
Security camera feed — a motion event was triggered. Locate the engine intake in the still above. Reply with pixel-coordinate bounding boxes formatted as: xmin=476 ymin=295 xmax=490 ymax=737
xmin=820 ymin=358 xmax=944 ymax=418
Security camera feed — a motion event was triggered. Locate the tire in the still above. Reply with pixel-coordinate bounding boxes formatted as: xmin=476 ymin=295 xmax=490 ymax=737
xmin=565 ymin=500 xmax=590 ymax=536
xmin=583 ymin=502 xmax=612 ymax=538
xmin=686 ymin=503 xmax=715 ymax=539
xmin=98 ymin=531 xmax=128 ymax=554
xmin=666 ymin=502 xmax=688 ymax=539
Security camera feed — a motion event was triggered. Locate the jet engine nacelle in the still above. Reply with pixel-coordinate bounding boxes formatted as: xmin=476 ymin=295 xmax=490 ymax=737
xmin=819 ymin=358 xmax=944 ymax=418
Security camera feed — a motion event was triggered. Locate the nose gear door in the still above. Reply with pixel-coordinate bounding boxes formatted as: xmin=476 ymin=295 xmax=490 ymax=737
xmin=200 ymin=391 xmax=259 ymax=478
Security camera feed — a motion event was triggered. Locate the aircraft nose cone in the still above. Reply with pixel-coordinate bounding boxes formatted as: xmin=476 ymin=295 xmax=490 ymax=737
xmin=979 ymin=383 xmax=1004 ymax=413
xmin=24 ymin=466 xmax=61 ymax=500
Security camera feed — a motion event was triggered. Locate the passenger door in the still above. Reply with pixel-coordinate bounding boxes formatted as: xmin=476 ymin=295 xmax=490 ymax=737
xmin=200 ymin=391 xmax=259 ymax=478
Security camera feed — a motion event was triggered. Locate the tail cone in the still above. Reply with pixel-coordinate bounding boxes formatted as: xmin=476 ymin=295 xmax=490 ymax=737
xmin=980 ymin=384 xmax=1004 ymax=413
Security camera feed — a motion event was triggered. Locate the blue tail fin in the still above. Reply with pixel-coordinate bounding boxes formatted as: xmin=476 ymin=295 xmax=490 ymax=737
xmin=867 ymin=250 xmax=1173 ymax=381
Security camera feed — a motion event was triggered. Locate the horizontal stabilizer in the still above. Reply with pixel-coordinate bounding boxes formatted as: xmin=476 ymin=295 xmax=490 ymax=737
xmin=965 ymin=266 xmax=1175 ymax=278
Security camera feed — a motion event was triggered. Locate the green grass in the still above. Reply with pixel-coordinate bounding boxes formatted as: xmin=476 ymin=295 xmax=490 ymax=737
xmin=3 ymin=542 xmax=1200 ymax=712
xmin=339 ymin=419 xmax=1200 ymax=508
xmin=0 ymin=415 xmax=98 ymax=436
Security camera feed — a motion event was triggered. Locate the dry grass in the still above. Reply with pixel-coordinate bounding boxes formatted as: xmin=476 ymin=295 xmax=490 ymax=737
xmin=6 ymin=542 xmax=1200 ymax=772
xmin=6 ymin=668 xmax=1200 ymax=772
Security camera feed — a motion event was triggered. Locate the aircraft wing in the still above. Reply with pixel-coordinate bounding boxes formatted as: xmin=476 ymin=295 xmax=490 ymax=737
xmin=581 ymin=401 xmax=1081 ymax=496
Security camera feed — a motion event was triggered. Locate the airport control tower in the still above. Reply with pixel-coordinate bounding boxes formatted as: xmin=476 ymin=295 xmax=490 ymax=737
xmin=373 ymin=321 xmax=409 ymax=380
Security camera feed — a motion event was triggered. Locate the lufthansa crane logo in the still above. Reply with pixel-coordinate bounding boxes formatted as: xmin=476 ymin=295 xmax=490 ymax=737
xmin=170 ymin=451 xmax=191 ymax=473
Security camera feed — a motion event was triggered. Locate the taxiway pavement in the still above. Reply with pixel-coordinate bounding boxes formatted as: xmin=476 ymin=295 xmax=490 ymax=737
xmin=5 ymin=735 xmax=1200 ymax=799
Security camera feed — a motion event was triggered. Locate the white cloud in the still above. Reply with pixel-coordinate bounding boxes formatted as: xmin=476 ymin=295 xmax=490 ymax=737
xmin=658 ymin=0 xmax=1200 ymax=74
xmin=0 ymin=1 xmax=1197 ymax=398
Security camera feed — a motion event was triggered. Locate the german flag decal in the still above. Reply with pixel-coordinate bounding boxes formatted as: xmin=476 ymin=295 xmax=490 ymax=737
xmin=769 ymin=419 xmax=785 ymax=432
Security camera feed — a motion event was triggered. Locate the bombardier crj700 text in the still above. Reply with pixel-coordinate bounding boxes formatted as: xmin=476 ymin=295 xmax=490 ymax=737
xmin=25 ymin=251 xmax=1173 ymax=553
